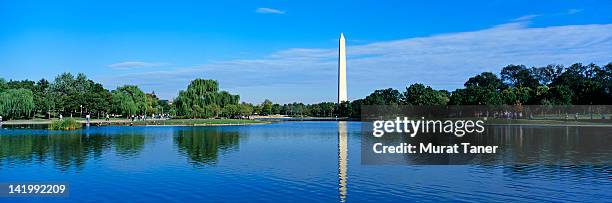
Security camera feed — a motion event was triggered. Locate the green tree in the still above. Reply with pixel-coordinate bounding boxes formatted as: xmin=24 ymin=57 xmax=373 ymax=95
xmin=34 ymin=79 xmax=52 ymax=117
xmin=271 ymin=104 xmax=281 ymax=115
xmin=349 ymin=99 xmax=364 ymax=118
xmin=192 ymin=104 xmax=204 ymax=118
xmin=501 ymin=87 xmax=532 ymax=105
xmin=600 ymin=63 xmax=612 ymax=103
xmin=501 ymin=88 xmax=517 ymax=105
xmin=546 ymin=85 xmax=573 ymax=105
xmin=7 ymin=79 xmax=35 ymax=90
xmin=145 ymin=93 xmax=161 ymax=115
xmin=221 ymin=104 xmax=240 ymax=118
xmin=111 ymin=85 xmax=147 ymax=117
xmin=204 ymin=104 xmax=221 ymax=118
xmin=239 ymin=103 xmax=254 ymax=117
xmin=0 ymin=89 xmax=35 ymax=119
xmin=500 ymin=64 xmax=540 ymax=88
xmin=85 ymin=83 xmax=112 ymax=118
xmin=401 ymin=83 xmax=449 ymax=105
xmin=551 ymin=63 xmax=604 ymax=104
xmin=158 ymin=100 xmax=171 ymax=115
xmin=337 ymin=101 xmax=352 ymax=117
xmin=217 ymin=91 xmax=240 ymax=107
xmin=531 ymin=65 xmax=563 ymax=85
xmin=364 ymin=88 xmax=401 ymax=105
xmin=48 ymin=73 xmax=94 ymax=117
xmin=174 ymin=90 xmax=193 ymax=116
xmin=260 ymin=99 xmax=273 ymax=115
xmin=173 ymin=79 xmax=240 ymax=118
xmin=464 ymin=72 xmax=505 ymax=90
xmin=450 ymin=72 xmax=503 ymax=105
xmin=533 ymin=85 xmax=550 ymax=104
xmin=0 ymin=78 xmax=7 ymax=92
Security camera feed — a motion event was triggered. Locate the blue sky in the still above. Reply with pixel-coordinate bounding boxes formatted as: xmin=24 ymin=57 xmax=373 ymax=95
xmin=1 ymin=0 xmax=612 ymax=103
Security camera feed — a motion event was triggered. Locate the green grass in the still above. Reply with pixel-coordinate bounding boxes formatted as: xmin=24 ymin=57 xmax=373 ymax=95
xmin=406 ymin=117 xmax=612 ymax=126
xmin=128 ymin=118 xmax=268 ymax=126
xmin=49 ymin=118 xmax=82 ymax=130
xmin=72 ymin=118 xmax=125 ymax=121
xmin=485 ymin=118 xmax=612 ymax=126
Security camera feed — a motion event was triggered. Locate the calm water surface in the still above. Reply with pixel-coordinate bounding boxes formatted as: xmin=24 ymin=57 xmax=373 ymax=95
xmin=0 ymin=121 xmax=610 ymax=202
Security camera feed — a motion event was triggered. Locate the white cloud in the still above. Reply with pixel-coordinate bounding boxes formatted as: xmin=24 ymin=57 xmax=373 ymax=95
xmin=255 ymin=7 xmax=285 ymax=14
xmin=512 ymin=14 xmax=540 ymax=22
xmin=108 ymin=61 xmax=168 ymax=69
xmin=103 ymin=22 xmax=612 ymax=103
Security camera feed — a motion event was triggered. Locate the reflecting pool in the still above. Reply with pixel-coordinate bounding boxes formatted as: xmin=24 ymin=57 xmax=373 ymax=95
xmin=0 ymin=122 xmax=610 ymax=202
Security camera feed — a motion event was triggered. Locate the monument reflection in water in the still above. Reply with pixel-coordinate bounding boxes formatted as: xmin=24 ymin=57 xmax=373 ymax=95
xmin=338 ymin=121 xmax=348 ymax=202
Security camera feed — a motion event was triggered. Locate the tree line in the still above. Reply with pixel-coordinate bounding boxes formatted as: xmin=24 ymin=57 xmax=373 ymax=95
xmin=0 ymin=73 xmax=252 ymax=120
xmin=258 ymin=62 xmax=612 ymax=118
xmin=1 ymin=62 xmax=611 ymax=120
xmin=0 ymin=73 xmax=169 ymax=120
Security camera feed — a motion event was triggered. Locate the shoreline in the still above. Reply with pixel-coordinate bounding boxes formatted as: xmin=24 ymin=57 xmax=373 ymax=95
xmin=486 ymin=123 xmax=612 ymax=127
xmin=3 ymin=118 xmax=612 ymax=127
xmin=0 ymin=118 xmax=270 ymax=127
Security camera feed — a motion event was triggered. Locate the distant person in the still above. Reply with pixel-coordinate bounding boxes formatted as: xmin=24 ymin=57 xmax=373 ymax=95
xmin=0 ymin=115 xmax=3 ymax=124
xmin=85 ymin=114 xmax=91 ymax=126
xmin=59 ymin=114 xmax=63 ymax=120
xmin=574 ymin=113 xmax=579 ymax=121
xmin=106 ymin=114 xmax=110 ymax=121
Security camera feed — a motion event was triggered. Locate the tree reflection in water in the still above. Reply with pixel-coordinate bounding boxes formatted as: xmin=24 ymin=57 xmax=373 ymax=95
xmin=0 ymin=129 xmax=149 ymax=171
xmin=113 ymin=132 xmax=145 ymax=158
xmin=174 ymin=128 xmax=240 ymax=167
xmin=0 ymin=127 xmax=242 ymax=170
xmin=0 ymin=131 xmax=112 ymax=171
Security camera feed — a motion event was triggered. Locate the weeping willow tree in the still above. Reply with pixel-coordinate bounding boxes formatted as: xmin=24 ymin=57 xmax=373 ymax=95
xmin=0 ymin=88 xmax=35 ymax=119
xmin=173 ymin=79 xmax=239 ymax=118
xmin=111 ymin=85 xmax=147 ymax=117
xmin=217 ymin=91 xmax=240 ymax=107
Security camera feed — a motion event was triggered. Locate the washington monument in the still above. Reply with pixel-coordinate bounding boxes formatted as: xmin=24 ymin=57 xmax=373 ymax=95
xmin=338 ymin=33 xmax=347 ymax=103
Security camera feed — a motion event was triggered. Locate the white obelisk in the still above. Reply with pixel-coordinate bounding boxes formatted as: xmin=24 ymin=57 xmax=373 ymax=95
xmin=338 ymin=33 xmax=347 ymax=103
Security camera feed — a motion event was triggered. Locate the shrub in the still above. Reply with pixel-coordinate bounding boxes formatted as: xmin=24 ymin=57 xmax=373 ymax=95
xmin=49 ymin=118 xmax=82 ymax=130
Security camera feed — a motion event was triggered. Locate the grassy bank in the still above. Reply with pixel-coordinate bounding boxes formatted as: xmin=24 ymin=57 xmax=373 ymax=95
xmin=2 ymin=118 xmax=269 ymax=127
xmin=485 ymin=118 xmax=612 ymax=126
xmin=116 ymin=118 xmax=269 ymax=126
